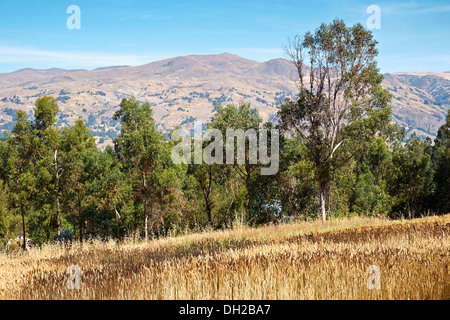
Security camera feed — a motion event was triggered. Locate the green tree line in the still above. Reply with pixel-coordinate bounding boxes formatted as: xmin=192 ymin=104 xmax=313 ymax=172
xmin=0 ymin=20 xmax=449 ymax=248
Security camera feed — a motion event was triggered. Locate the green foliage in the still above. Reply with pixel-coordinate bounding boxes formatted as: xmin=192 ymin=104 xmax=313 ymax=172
xmin=0 ymin=179 xmax=17 ymax=242
xmin=432 ymin=109 xmax=450 ymax=213
xmin=280 ymin=19 xmax=394 ymax=221
xmin=209 ymin=103 xmax=264 ymax=223
xmin=114 ymin=97 xmax=183 ymax=238
xmin=346 ymin=137 xmax=393 ymax=217
xmin=389 ymin=136 xmax=434 ymax=218
xmin=0 ymin=22 xmax=448 ymax=245
xmin=351 ymin=170 xmax=391 ymax=216
xmin=433 ymin=147 xmax=450 ymax=213
xmin=280 ymin=158 xmax=318 ymax=219
xmin=34 ymin=96 xmax=59 ymax=131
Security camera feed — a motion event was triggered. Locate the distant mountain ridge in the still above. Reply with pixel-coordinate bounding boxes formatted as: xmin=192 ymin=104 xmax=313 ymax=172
xmin=0 ymin=53 xmax=448 ymax=146
xmin=384 ymin=72 xmax=450 ymax=138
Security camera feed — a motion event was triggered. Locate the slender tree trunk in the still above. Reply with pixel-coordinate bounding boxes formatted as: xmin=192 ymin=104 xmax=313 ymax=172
xmin=54 ymin=150 xmax=61 ymax=237
xmin=144 ymin=198 xmax=149 ymax=241
xmin=56 ymin=196 xmax=61 ymax=236
xmin=20 ymin=201 xmax=26 ymax=250
xmin=202 ymin=165 xmax=213 ymax=226
xmin=78 ymin=197 xmax=83 ymax=244
xmin=319 ymin=181 xmax=327 ymax=222
xmin=245 ymin=164 xmax=251 ymax=223
xmin=246 ymin=175 xmax=251 ymax=217
xmin=202 ymin=187 xmax=212 ymax=226
xmin=115 ymin=206 xmax=121 ymax=241
xmin=207 ymin=165 xmax=213 ymax=226
xmin=143 ymin=171 xmax=149 ymax=241
xmin=55 ymin=176 xmax=60 ymax=236
xmin=72 ymin=211 xmax=77 ymax=243
xmin=206 ymin=202 xmax=212 ymax=226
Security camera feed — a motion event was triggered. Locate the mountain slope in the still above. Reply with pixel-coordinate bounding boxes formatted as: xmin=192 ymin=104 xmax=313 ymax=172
xmin=383 ymin=72 xmax=450 ymax=138
xmin=0 ymin=53 xmax=448 ymax=146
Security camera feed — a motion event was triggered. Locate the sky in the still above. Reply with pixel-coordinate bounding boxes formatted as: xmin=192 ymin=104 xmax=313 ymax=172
xmin=0 ymin=0 xmax=449 ymax=74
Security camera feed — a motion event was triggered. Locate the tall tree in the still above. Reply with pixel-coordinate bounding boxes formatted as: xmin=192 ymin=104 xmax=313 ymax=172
xmin=433 ymin=110 xmax=450 ymax=213
xmin=435 ymin=110 xmax=450 ymax=150
xmin=60 ymin=119 xmax=97 ymax=243
xmin=190 ymin=162 xmax=215 ymax=226
xmin=33 ymin=96 xmax=62 ymax=236
xmin=84 ymin=148 xmax=130 ymax=240
xmin=114 ymin=97 xmax=170 ymax=240
xmin=279 ymin=19 xmax=392 ymax=221
xmin=209 ymin=103 xmax=263 ymax=223
xmin=6 ymin=110 xmax=39 ymax=249
xmin=389 ymin=136 xmax=433 ymax=218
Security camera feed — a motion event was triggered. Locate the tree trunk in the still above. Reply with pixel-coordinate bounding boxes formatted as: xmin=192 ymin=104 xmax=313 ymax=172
xmin=71 ymin=210 xmax=77 ymax=243
xmin=319 ymin=181 xmax=327 ymax=222
xmin=206 ymin=165 xmax=213 ymax=226
xmin=206 ymin=202 xmax=212 ymax=226
xmin=142 ymin=171 xmax=149 ymax=241
xmin=54 ymin=150 xmax=61 ymax=237
xmin=246 ymin=175 xmax=251 ymax=218
xmin=56 ymin=196 xmax=61 ymax=236
xmin=203 ymin=187 xmax=212 ymax=226
xmin=115 ymin=206 xmax=121 ymax=241
xmin=78 ymin=197 xmax=83 ymax=244
xmin=202 ymin=165 xmax=213 ymax=227
xmin=245 ymin=164 xmax=252 ymax=223
xmin=20 ymin=201 xmax=26 ymax=250
xmin=144 ymin=198 xmax=149 ymax=241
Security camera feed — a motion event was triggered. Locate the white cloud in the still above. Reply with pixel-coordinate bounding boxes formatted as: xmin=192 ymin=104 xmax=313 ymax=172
xmin=382 ymin=2 xmax=450 ymax=16
xmin=378 ymin=54 xmax=450 ymax=73
xmin=0 ymin=46 xmax=162 ymax=69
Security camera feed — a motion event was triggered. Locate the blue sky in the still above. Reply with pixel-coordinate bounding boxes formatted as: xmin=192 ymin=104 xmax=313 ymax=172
xmin=0 ymin=0 xmax=449 ymax=73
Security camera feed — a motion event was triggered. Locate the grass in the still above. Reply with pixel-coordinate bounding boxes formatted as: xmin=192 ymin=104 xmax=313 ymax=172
xmin=0 ymin=215 xmax=449 ymax=300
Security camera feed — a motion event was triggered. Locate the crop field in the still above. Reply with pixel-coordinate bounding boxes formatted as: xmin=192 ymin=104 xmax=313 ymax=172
xmin=0 ymin=215 xmax=449 ymax=300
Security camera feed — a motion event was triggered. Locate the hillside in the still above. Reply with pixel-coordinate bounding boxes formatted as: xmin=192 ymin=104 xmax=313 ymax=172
xmin=384 ymin=72 xmax=450 ymax=139
xmin=0 ymin=53 xmax=449 ymax=146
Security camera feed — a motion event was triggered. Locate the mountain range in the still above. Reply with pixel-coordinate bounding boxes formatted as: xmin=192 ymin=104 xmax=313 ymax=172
xmin=0 ymin=53 xmax=449 ymax=147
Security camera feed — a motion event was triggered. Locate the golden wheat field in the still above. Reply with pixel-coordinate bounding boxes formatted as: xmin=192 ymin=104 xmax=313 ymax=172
xmin=0 ymin=215 xmax=449 ymax=300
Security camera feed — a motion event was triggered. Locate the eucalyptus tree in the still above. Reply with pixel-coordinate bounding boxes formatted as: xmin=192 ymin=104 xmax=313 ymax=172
xmin=113 ymin=97 xmax=175 ymax=240
xmin=6 ymin=110 xmax=39 ymax=249
xmin=209 ymin=103 xmax=263 ymax=223
xmin=433 ymin=110 xmax=450 ymax=213
xmin=83 ymin=148 xmax=131 ymax=240
xmin=33 ymin=96 xmax=62 ymax=236
xmin=279 ymin=19 xmax=393 ymax=221
xmin=389 ymin=136 xmax=433 ymax=218
xmin=60 ymin=119 xmax=97 ymax=243
xmin=189 ymin=157 xmax=216 ymax=226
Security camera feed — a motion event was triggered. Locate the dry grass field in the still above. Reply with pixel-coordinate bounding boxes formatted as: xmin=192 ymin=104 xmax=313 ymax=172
xmin=0 ymin=215 xmax=448 ymax=300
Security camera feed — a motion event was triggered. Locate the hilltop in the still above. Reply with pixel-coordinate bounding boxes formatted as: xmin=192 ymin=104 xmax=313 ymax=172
xmin=0 ymin=53 xmax=449 ymax=147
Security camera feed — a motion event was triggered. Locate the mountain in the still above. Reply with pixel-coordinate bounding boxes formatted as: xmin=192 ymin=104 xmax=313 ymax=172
xmin=0 ymin=53 xmax=448 ymax=147
xmin=382 ymin=72 xmax=450 ymax=139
